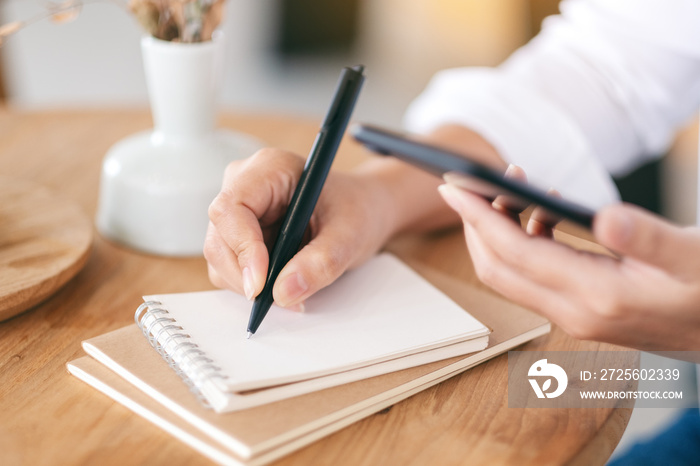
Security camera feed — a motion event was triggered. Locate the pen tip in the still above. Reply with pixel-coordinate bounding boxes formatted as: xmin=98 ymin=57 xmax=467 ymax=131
xmin=246 ymin=331 xmax=253 ymax=340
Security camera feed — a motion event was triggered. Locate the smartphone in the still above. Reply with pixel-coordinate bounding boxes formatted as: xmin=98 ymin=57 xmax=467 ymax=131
xmin=351 ymin=123 xmax=594 ymax=229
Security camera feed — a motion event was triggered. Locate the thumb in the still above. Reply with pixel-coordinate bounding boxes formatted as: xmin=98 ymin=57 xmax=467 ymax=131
xmin=594 ymin=203 xmax=694 ymax=273
xmin=272 ymin=223 xmax=361 ymax=309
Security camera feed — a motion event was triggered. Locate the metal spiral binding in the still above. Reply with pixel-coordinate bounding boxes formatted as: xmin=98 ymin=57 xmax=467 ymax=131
xmin=134 ymin=300 xmax=228 ymax=408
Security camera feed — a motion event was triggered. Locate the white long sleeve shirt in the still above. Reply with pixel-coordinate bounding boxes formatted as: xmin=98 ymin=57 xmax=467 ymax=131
xmin=404 ymin=0 xmax=700 ymax=211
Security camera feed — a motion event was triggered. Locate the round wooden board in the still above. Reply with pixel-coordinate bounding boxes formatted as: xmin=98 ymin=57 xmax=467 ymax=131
xmin=0 ymin=177 xmax=92 ymax=321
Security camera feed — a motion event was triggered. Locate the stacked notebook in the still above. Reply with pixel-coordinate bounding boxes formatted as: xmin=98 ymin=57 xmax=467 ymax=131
xmin=68 ymin=253 xmax=549 ymax=465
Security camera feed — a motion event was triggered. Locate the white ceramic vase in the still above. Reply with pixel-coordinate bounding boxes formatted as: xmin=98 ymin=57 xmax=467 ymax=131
xmin=96 ymin=34 xmax=261 ymax=256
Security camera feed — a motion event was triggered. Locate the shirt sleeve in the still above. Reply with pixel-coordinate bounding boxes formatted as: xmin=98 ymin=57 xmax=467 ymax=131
xmin=404 ymin=0 xmax=700 ymax=209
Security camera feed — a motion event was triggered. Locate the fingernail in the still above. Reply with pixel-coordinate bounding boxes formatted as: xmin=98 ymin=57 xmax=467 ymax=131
xmin=438 ymin=184 xmax=466 ymax=213
xmin=505 ymin=164 xmax=517 ymax=177
xmin=242 ymin=267 xmax=255 ymax=301
xmin=546 ymin=187 xmax=562 ymax=197
xmin=277 ymin=272 xmax=309 ymax=307
xmin=287 ymin=302 xmax=306 ymax=313
xmin=611 ymin=210 xmax=634 ymax=244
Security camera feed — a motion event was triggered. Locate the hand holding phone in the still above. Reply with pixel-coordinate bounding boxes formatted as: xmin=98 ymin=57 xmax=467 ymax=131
xmin=351 ymin=124 xmax=595 ymax=229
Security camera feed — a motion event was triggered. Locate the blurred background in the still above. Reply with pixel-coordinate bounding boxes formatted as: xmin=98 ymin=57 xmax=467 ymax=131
xmin=0 ymin=0 xmax=537 ymax=123
xmin=0 ymin=0 xmax=698 ymax=461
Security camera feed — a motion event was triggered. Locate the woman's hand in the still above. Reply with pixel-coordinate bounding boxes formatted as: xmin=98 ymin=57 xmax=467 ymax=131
xmin=438 ymin=167 xmax=700 ymax=351
xmin=204 ymin=124 xmax=505 ymax=311
xmin=204 ymin=148 xmax=399 ymax=311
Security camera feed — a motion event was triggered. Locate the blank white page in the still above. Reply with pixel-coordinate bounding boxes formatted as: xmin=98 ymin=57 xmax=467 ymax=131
xmin=145 ymin=254 xmax=489 ymax=391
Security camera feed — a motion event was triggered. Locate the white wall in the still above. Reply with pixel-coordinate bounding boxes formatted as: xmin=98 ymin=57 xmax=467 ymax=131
xmin=2 ymin=1 xmax=148 ymax=107
xmin=0 ymin=0 xmax=418 ymax=125
xmin=0 ymin=0 xmax=534 ymax=126
xmin=0 ymin=1 xmax=353 ymax=117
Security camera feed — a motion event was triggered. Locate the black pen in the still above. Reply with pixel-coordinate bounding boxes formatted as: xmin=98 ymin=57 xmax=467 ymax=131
xmin=246 ymin=65 xmax=365 ymax=337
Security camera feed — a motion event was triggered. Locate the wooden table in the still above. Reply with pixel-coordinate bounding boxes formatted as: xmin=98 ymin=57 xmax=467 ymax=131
xmin=0 ymin=109 xmax=635 ymax=466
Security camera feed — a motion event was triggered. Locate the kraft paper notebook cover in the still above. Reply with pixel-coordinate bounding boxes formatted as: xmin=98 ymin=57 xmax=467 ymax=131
xmin=130 ymin=254 xmax=490 ymax=411
xmin=68 ymin=354 xmax=475 ymax=466
xmin=67 ymin=268 xmax=550 ymax=465
xmin=83 ymin=326 xmax=488 ymax=413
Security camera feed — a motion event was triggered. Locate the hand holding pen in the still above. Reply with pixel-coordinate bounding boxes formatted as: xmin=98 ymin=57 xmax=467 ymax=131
xmin=204 ymin=66 xmax=388 ymax=334
xmin=245 ymin=65 xmax=365 ymax=335
xmin=203 ymin=69 xmax=484 ymax=330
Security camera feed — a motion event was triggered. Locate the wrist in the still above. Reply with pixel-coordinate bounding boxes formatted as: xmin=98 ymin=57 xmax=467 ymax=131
xmin=352 ymin=157 xmax=430 ymax=238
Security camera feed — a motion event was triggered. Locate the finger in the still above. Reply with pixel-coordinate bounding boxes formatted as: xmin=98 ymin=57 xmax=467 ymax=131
xmin=594 ymin=203 xmax=700 ymax=276
xmin=220 ymin=149 xmax=304 ymax=226
xmin=441 ymin=183 xmax=662 ymax=342
xmin=207 ymin=264 xmax=227 ymax=290
xmin=208 ymin=149 xmax=305 ymax=298
xmin=464 ymin=223 xmax=561 ymax=308
xmin=203 ymin=223 xmax=243 ymax=294
xmin=271 ymin=220 xmax=363 ymax=308
xmin=463 ymin=223 xmax=597 ymax=337
xmin=204 ymin=221 xmax=306 ymax=312
xmin=439 ymin=182 xmax=612 ymax=291
xmin=526 ymin=188 xmax=562 ymax=238
xmin=440 ymin=182 xmax=525 ymax=237
xmin=461 ymin=204 xmax=641 ymax=343
xmin=492 ymin=164 xmax=529 ymax=222
xmin=208 ymin=194 xmax=269 ymax=299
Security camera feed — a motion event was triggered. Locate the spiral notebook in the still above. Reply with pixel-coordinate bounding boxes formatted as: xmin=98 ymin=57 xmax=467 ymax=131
xmin=127 ymin=254 xmax=490 ymax=412
xmin=68 ymin=269 xmax=551 ymax=465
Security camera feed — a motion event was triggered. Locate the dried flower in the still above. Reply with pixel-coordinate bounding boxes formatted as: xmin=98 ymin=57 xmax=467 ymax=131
xmin=0 ymin=0 xmax=225 ymax=45
xmin=0 ymin=21 xmax=23 ymax=46
xmin=128 ymin=0 xmax=161 ymax=37
xmin=128 ymin=0 xmax=226 ymax=42
xmin=49 ymin=0 xmax=83 ymax=24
